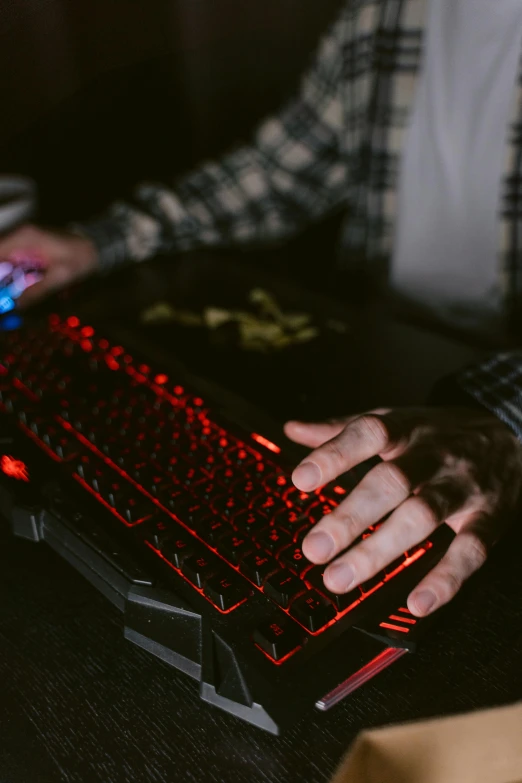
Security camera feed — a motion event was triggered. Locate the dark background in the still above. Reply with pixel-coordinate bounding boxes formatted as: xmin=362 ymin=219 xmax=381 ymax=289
xmin=0 ymin=0 xmax=341 ymax=224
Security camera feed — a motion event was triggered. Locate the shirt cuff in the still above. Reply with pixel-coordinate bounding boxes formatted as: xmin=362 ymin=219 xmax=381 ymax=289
xmin=70 ymin=216 xmax=130 ymax=274
xmin=454 ymin=353 xmax=522 ymax=439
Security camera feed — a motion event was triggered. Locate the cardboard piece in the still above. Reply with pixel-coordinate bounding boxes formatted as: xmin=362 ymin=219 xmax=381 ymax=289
xmin=330 ymin=702 xmax=522 ymax=783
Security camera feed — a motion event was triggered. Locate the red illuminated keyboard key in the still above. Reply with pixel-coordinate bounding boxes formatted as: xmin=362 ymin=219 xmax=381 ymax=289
xmin=278 ymin=545 xmax=312 ymax=577
xmin=240 ymin=551 xmax=278 ymax=586
xmin=204 ymin=571 xmax=250 ymax=611
xmin=253 ymin=618 xmax=304 ymax=661
xmin=264 ymin=570 xmax=304 ymax=609
xmin=290 ymin=590 xmax=336 ymax=632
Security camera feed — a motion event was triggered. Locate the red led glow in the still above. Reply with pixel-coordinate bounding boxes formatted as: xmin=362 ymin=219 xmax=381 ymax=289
xmin=379 ymin=622 xmax=410 ymax=633
xmin=174 ymin=385 xmax=184 ymax=395
xmin=66 ymin=316 xmax=80 ymax=328
xmin=98 ymin=338 xmax=109 ymax=350
xmin=389 ymin=614 xmax=416 ymax=625
xmin=139 ymin=364 xmax=150 ymax=374
xmin=254 ymin=642 xmax=301 ymax=666
xmin=105 ymin=357 xmax=119 ymax=371
xmin=154 ymin=374 xmax=168 ymax=385
xmin=80 ymin=339 xmax=93 ymax=352
xmin=81 ymin=326 xmax=94 ymax=337
xmin=1 ymin=454 xmax=29 ymax=481
xmin=251 ymin=433 xmax=281 ymax=454
xmin=333 ymin=485 xmax=346 ymax=495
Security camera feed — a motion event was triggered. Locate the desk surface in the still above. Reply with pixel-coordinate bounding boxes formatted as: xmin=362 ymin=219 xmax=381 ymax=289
xmin=2 ymin=253 xmax=521 ymax=783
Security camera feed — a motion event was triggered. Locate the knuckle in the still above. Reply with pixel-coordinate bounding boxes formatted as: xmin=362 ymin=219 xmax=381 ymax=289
xmin=459 ymin=534 xmax=488 ymax=571
xmin=358 ymin=415 xmax=389 ymax=448
xmin=434 ymin=569 xmax=462 ymax=603
xmin=375 ymin=461 xmax=410 ymax=495
xmin=320 ymin=507 xmax=362 ymax=547
xmin=411 ymin=495 xmax=441 ymax=528
xmin=322 ymin=438 xmax=347 ymax=473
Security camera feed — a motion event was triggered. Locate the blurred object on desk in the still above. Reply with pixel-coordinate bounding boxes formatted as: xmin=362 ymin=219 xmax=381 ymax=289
xmin=330 ymin=701 xmax=522 ymax=783
xmin=140 ymin=286 xmax=325 ymax=352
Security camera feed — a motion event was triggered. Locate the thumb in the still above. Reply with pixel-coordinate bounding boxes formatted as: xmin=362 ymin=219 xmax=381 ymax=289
xmin=284 ymin=419 xmax=348 ymax=448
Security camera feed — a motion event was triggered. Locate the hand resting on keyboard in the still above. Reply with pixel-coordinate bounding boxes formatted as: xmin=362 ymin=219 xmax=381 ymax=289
xmin=286 ymin=408 xmax=522 ymax=619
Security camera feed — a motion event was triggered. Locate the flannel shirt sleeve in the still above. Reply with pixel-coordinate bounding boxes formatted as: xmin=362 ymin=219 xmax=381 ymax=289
xmin=76 ymin=10 xmax=348 ymax=272
xmin=455 ymin=353 xmax=522 ymax=439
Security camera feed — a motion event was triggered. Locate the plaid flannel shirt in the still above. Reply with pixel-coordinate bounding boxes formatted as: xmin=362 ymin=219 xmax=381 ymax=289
xmin=79 ymin=0 xmax=522 ymax=438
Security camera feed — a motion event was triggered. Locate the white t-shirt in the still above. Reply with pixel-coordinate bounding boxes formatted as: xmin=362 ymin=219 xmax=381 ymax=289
xmin=392 ymin=0 xmax=522 ymax=333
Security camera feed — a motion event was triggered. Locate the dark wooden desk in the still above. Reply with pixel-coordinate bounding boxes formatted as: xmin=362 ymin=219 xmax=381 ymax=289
xmin=2 ymin=253 xmax=521 ymax=783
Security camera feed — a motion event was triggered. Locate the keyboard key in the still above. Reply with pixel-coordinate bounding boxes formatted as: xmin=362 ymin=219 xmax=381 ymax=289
xmin=290 ymin=590 xmax=336 ymax=632
xmin=233 ymin=509 xmax=268 ymax=536
xmin=240 ymin=551 xmax=278 ymax=586
xmin=253 ymin=618 xmax=304 ymax=661
xmin=141 ymin=514 xmax=172 ymax=548
xmin=122 ymin=495 xmax=155 ymax=525
xmin=263 ymin=471 xmax=291 ymax=495
xmin=181 ymin=553 xmax=217 ymax=589
xmin=283 ymin=487 xmax=314 ymax=510
xmin=197 ymin=516 xmax=229 ymax=545
xmin=212 ymin=493 xmax=248 ymax=519
xmin=273 ymin=507 xmax=308 ymax=533
xmin=278 ymin=545 xmax=312 ymax=577
xmin=255 ymin=526 xmax=293 ymax=555
xmin=161 ymin=535 xmax=195 ymax=568
xmin=204 ymin=571 xmax=250 ymax=611
xmin=216 ymin=532 xmax=254 ymax=565
xmin=169 ymin=496 xmax=207 ymax=530
xmin=264 ymin=570 xmax=304 ymax=608
xmin=250 ymin=493 xmax=280 ymax=517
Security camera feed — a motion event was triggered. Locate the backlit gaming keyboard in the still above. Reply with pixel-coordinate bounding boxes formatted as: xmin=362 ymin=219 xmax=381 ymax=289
xmin=0 ymin=314 xmax=454 ymax=733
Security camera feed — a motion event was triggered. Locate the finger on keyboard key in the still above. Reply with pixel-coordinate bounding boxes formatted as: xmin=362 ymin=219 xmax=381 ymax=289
xmin=204 ymin=571 xmax=250 ymax=611
xmin=306 ymin=566 xmax=362 ymax=611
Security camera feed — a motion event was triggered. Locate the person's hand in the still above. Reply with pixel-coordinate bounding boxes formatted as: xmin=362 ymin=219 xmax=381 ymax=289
xmin=0 ymin=224 xmax=99 ymax=308
xmin=285 ymin=407 xmax=522 ymax=617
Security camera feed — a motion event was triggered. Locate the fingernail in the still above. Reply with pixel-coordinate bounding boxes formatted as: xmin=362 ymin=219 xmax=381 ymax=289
xmin=325 ymin=563 xmax=355 ymax=593
xmin=292 ymin=461 xmax=321 ymax=491
xmin=412 ymin=590 xmax=437 ymax=615
xmin=303 ymin=531 xmax=335 ymax=562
